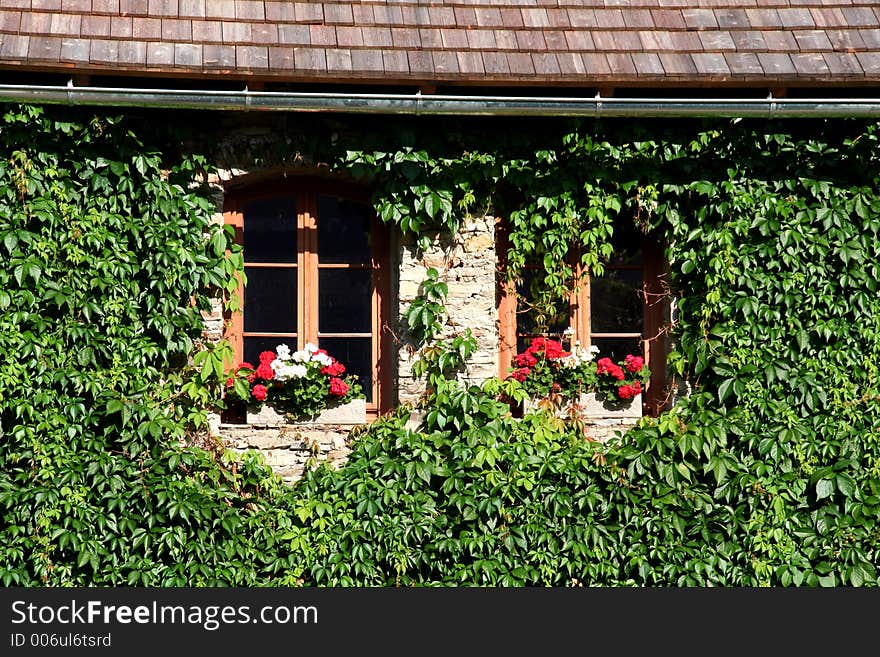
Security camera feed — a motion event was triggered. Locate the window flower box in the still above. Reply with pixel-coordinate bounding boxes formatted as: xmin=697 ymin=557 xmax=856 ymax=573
xmin=246 ymin=397 xmax=367 ymax=426
xmin=226 ymin=342 xmax=367 ymax=426
xmin=523 ymin=391 xmax=642 ymax=420
xmin=511 ymin=336 xmax=649 ymax=420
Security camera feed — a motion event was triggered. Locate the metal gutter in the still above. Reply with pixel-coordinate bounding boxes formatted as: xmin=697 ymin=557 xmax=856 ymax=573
xmin=1 ymin=82 xmax=880 ymax=117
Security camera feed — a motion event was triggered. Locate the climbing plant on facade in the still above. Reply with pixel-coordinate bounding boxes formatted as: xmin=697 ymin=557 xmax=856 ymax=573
xmin=0 ymin=105 xmax=304 ymax=586
xmin=1 ymin=104 xmax=879 ymax=586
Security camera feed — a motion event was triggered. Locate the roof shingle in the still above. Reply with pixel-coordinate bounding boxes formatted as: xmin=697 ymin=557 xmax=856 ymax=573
xmin=1 ymin=0 xmax=879 ymax=86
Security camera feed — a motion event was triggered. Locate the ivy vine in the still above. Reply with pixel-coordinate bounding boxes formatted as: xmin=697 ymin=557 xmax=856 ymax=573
xmin=2 ymin=105 xmax=880 ymax=586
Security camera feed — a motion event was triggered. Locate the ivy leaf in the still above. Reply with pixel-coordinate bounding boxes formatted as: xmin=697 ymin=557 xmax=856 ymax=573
xmin=835 ymin=474 xmax=855 ymax=498
xmin=717 ymin=378 xmax=735 ymax=403
xmin=77 ymin=347 xmax=94 ymax=367
xmin=815 ymin=479 xmax=834 ymax=500
xmin=423 ymin=191 xmax=443 ymax=220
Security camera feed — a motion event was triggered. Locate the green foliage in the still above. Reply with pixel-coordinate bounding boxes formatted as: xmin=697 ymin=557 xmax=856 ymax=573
xmin=3 ymin=105 xmax=880 ymax=587
xmin=411 ymin=329 xmax=479 ymax=392
xmin=0 ymin=105 xmax=302 ymax=586
xmin=342 ymin=124 xmax=620 ymax=330
xmin=288 ymin=384 xmax=620 ymax=586
xmin=404 ymin=267 xmax=448 ymax=346
xmin=301 ymin=116 xmax=880 ymax=586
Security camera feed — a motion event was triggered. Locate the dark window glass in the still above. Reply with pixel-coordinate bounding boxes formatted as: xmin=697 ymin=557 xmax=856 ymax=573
xmin=515 ymin=268 xmax=569 ymax=336
xmin=318 ymin=269 xmax=371 ymax=333
xmin=243 ymin=267 xmax=297 ymax=332
xmin=591 ymin=269 xmax=643 ymax=333
xmin=243 ymin=337 xmax=296 ymax=368
xmin=591 ymin=337 xmax=642 ymax=363
xmin=243 ymin=195 xmax=297 ymax=263
xmin=319 ymin=337 xmax=372 ymax=403
xmin=608 ymin=221 xmax=644 ymax=266
xmin=318 ymin=196 xmax=371 ymax=264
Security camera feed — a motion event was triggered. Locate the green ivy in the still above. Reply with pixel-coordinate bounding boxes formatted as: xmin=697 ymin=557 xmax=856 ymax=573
xmin=2 ymin=105 xmax=880 ymax=586
xmin=294 ymin=116 xmax=880 ymax=586
xmin=405 ymin=266 xmax=448 ymax=347
xmin=0 ymin=105 xmax=302 ymax=586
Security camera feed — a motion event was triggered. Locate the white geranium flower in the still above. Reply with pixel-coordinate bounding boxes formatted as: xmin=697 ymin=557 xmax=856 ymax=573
xmin=291 ymin=349 xmax=309 ymax=363
xmin=272 ymin=364 xmax=293 ymax=381
xmin=313 ymin=352 xmax=333 ymax=367
xmin=304 ymin=342 xmax=319 ymax=354
xmin=289 ymin=364 xmax=308 ymax=378
xmin=275 ymin=344 xmax=291 ymax=360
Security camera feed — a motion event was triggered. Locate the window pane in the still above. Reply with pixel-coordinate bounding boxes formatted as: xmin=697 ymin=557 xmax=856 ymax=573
xmin=608 ymin=220 xmax=644 ymax=266
xmin=515 ymin=268 xmax=569 ymax=335
xmin=244 ymin=337 xmax=296 ymax=367
xmin=590 ymin=337 xmax=643 ymax=363
xmin=318 ymin=196 xmax=371 ymax=264
xmin=244 ymin=267 xmax=297 ymax=332
xmin=590 ymin=269 xmax=643 ymax=333
xmin=319 ymin=337 xmax=373 ymax=403
xmin=318 ymin=269 xmax=372 ymax=333
xmin=243 ymin=195 xmax=297 ymax=263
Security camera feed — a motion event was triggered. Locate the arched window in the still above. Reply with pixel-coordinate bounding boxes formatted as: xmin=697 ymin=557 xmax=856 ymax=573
xmin=224 ymin=178 xmax=391 ymax=417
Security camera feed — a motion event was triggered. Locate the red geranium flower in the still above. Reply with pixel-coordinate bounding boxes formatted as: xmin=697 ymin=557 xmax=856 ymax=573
xmin=329 ymin=377 xmax=349 ymax=397
xmin=511 ymin=367 xmax=531 ymax=382
xmin=625 ymin=354 xmax=645 ymax=373
xmin=252 ymin=384 xmax=268 ymax=401
xmin=254 ymin=362 xmax=275 ymax=380
xmin=321 ymin=360 xmax=346 ymax=377
xmin=617 ymin=382 xmax=643 ymax=399
xmin=528 ymin=337 xmax=568 ymax=359
xmin=597 ymin=358 xmax=625 ymax=380
xmin=514 ymin=352 xmax=538 ymax=368
xmin=258 ymin=350 xmax=276 ymax=364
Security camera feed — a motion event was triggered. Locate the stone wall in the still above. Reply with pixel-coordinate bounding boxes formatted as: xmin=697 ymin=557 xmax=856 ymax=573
xmin=395 ymin=214 xmax=499 ymax=404
xmin=524 ymin=393 xmax=643 ymax=444
xmin=220 ymin=421 xmax=354 ymax=486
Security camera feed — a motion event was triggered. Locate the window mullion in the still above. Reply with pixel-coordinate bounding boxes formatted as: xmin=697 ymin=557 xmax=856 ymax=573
xmin=308 ymin=193 xmax=321 ymax=346
xmin=223 ymin=208 xmax=244 ymax=368
xmin=571 ymin=262 xmax=591 ymax=350
xmin=298 ymin=194 xmax=320 ymax=349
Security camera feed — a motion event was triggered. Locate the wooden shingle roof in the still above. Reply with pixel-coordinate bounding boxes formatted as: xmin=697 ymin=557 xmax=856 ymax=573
xmin=1 ymin=1 xmax=880 ymax=88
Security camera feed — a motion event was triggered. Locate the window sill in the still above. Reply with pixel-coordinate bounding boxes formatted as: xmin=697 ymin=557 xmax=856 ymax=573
xmin=245 ymin=398 xmax=368 ymax=426
xmin=523 ymin=392 xmax=643 ymax=420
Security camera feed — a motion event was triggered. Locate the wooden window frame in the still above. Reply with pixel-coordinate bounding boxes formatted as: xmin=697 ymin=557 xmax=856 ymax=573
xmin=224 ymin=178 xmax=392 ymax=418
xmin=497 ymin=220 xmax=668 ymax=416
